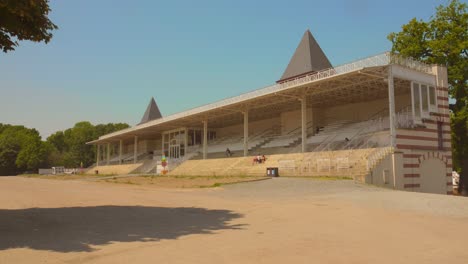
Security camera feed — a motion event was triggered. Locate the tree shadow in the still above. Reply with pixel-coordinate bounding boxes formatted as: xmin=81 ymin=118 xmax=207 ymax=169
xmin=0 ymin=206 xmax=244 ymax=252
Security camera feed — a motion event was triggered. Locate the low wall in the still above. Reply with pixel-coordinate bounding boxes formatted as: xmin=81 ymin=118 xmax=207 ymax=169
xmin=88 ymin=163 xmax=144 ymax=175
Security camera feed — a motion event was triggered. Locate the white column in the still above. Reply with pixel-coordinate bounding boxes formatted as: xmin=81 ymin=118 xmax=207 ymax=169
xmin=388 ymin=66 xmax=396 ymax=148
xmin=106 ymin=143 xmax=110 ymax=165
xmin=243 ymin=111 xmax=249 ymax=157
xmin=203 ymin=121 xmax=208 ymax=160
xmin=96 ymin=144 xmax=100 ymax=166
xmin=134 ymin=136 xmax=138 ymax=164
xmin=301 ymin=96 xmax=307 ymax=153
xmin=161 ymin=133 xmax=165 ymax=157
xmin=184 ymin=128 xmax=188 ymax=157
xmin=193 ymin=130 xmax=196 ymax=145
xmin=119 ymin=140 xmax=123 ymax=165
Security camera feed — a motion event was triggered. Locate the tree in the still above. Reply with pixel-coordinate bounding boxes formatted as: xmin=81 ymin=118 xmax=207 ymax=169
xmin=0 ymin=124 xmax=48 ymax=175
xmin=46 ymin=122 xmax=130 ymax=168
xmin=388 ymin=0 xmax=468 ymax=194
xmin=0 ymin=0 xmax=58 ymax=52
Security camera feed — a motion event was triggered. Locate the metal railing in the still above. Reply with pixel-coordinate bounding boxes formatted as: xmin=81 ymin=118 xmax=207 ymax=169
xmin=395 ymin=105 xmax=415 ymax=129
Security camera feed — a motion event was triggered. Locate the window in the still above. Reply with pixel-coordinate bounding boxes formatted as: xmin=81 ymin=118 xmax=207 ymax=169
xmin=421 ymin=84 xmax=429 ymax=114
xmin=411 ymin=82 xmax=438 ymax=123
xmin=412 ymin=82 xmax=421 ymax=119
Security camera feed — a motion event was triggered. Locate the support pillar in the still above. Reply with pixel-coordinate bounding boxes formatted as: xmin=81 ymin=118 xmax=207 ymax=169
xmin=134 ymin=136 xmax=138 ymax=164
xmin=301 ymin=96 xmax=307 ymax=153
xmin=184 ymin=129 xmax=188 ymax=158
xmin=106 ymin=143 xmax=110 ymax=165
xmin=119 ymin=140 xmax=123 ymax=165
xmin=161 ymin=134 xmax=165 ymax=157
xmin=243 ymin=111 xmax=249 ymax=157
xmin=203 ymin=120 xmax=208 ymax=160
xmin=96 ymin=144 xmax=100 ymax=166
xmin=388 ymin=66 xmax=397 ymax=188
xmin=388 ymin=65 xmax=396 ymax=148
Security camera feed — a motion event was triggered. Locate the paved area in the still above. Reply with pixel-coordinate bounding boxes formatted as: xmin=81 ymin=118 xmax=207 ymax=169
xmin=0 ymin=176 xmax=467 ymax=264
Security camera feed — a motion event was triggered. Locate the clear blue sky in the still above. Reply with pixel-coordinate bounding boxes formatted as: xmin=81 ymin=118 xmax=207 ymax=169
xmin=0 ymin=0 xmax=461 ymax=139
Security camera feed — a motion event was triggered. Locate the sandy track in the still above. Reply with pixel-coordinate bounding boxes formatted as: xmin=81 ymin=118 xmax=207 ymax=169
xmin=0 ymin=176 xmax=467 ymax=264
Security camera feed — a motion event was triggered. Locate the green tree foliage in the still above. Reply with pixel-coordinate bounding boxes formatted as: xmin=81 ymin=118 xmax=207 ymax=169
xmin=0 ymin=0 xmax=58 ymax=52
xmin=388 ymin=0 xmax=468 ymax=193
xmin=0 ymin=124 xmax=50 ymax=175
xmin=0 ymin=122 xmax=129 ymax=175
xmin=47 ymin=122 xmax=130 ymax=168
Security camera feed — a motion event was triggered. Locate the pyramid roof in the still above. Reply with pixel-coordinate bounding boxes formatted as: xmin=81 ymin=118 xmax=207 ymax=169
xmin=139 ymin=97 xmax=162 ymax=124
xmin=278 ymin=29 xmax=332 ymax=82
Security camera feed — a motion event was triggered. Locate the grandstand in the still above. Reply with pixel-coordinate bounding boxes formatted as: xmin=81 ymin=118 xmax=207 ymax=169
xmin=87 ymin=29 xmax=453 ymax=195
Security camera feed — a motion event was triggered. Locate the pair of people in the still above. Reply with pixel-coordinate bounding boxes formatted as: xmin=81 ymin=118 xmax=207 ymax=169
xmin=253 ymin=154 xmax=266 ymax=165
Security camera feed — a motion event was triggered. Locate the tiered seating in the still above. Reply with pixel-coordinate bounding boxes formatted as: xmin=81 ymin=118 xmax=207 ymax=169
xmin=307 ymin=117 xmax=388 ymax=151
xmin=191 ymin=128 xmax=278 ymax=155
xmin=260 ymin=132 xmax=301 ymax=149
xmin=169 ymin=148 xmax=379 ymax=181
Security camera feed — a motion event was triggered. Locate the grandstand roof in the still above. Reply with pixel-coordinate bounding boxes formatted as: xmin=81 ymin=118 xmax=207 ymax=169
xmin=139 ymin=97 xmax=162 ymax=125
xmin=278 ymin=29 xmax=332 ymax=83
xmin=87 ymin=52 xmax=435 ymax=145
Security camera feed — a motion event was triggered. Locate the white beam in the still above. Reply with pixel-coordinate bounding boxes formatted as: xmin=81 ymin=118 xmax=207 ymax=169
xmin=388 ymin=66 xmax=396 ymax=148
xmin=184 ymin=129 xmax=188 ymax=157
xmin=96 ymin=144 xmax=100 ymax=166
xmin=243 ymin=111 xmax=249 ymax=157
xmin=301 ymin=96 xmax=307 ymax=153
xmin=161 ymin=133 xmax=165 ymax=157
xmin=392 ymin=64 xmax=436 ymax=86
xmin=134 ymin=136 xmax=138 ymax=164
xmin=119 ymin=140 xmax=123 ymax=165
xmin=106 ymin=143 xmax=110 ymax=165
xmin=203 ymin=120 xmax=208 ymax=160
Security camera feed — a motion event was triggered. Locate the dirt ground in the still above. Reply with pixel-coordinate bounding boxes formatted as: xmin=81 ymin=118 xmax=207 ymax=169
xmin=1 ymin=176 xmax=468 ymax=264
xmin=20 ymin=174 xmax=268 ymax=188
xmin=102 ymin=175 xmax=268 ymax=188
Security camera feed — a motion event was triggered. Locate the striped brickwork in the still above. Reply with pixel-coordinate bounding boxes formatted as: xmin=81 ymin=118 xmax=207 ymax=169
xmin=396 ymin=85 xmax=452 ymax=194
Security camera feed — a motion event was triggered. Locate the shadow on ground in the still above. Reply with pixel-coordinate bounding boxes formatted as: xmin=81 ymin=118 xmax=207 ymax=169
xmin=0 ymin=206 xmax=244 ymax=252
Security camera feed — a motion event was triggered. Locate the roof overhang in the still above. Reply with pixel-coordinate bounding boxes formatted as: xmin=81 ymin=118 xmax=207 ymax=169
xmin=87 ymin=52 xmax=436 ymax=144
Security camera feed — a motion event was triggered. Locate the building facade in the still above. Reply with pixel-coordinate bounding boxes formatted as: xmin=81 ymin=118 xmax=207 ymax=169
xmin=87 ymin=30 xmax=452 ymax=195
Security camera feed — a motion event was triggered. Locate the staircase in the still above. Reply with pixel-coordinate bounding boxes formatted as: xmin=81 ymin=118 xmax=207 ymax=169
xmin=366 ymin=147 xmax=394 ymax=172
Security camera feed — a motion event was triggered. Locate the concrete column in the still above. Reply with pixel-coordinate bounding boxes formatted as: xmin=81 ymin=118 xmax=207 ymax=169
xmin=161 ymin=133 xmax=165 ymax=157
xmin=388 ymin=66 xmax=396 ymax=148
xmin=134 ymin=136 xmax=138 ymax=164
xmin=301 ymin=96 xmax=307 ymax=153
xmin=184 ymin=128 xmax=188 ymax=157
xmin=243 ymin=111 xmax=249 ymax=157
xmin=310 ymin=108 xmax=315 ymax=136
xmin=119 ymin=140 xmax=123 ymax=165
xmin=106 ymin=143 xmax=110 ymax=165
xmin=96 ymin=144 xmax=100 ymax=166
xmin=193 ymin=130 xmax=196 ymax=145
xmin=203 ymin=121 xmax=208 ymax=160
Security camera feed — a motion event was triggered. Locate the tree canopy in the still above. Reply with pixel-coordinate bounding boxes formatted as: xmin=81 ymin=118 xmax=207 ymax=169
xmin=388 ymin=0 xmax=468 ymax=193
xmin=0 ymin=124 xmax=50 ymax=175
xmin=46 ymin=122 xmax=130 ymax=168
xmin=0 ymin=122 xmax=129 ymax=176
xmin=0 ymin=0 xmax=58 ymax=52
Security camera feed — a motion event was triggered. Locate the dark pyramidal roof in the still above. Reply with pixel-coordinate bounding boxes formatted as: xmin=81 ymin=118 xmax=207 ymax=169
xmin=278 ymin=29 xmax=332 ymax=82
xmin=139 ymin=97 xmax=162 ymax=124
